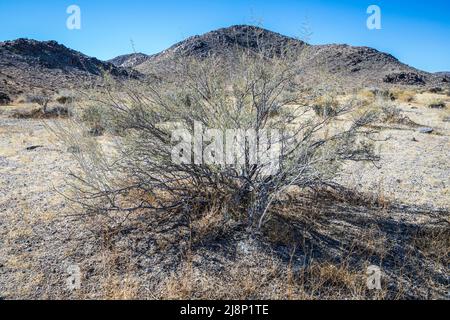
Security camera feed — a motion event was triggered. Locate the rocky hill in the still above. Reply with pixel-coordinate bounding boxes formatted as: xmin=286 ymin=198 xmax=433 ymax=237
xmin=118 ymin=25 xmax=449 ymax=89
xmin=0 ymin=38 xmax=137 ymax=102
xmin=295 ymin=43 xmax=445 ymax=88
xmin=1 ymin=26 xmax=449 ymax=104
xmin=130 ymin=25 xmax=306 ymax=72
xmin=108 ymin=52 xmax=150 ymax=68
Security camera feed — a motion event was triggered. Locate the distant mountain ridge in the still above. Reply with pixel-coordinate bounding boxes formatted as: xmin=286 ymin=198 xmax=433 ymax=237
xmin=108 ymin=52 xmax=150 ymax=68
xmin=109 ymin=25 xmax=448 ymax=88
xmin=1 ymin=25 xmax=449 ymax=103
xmin=111 ymin=25 xmax=306 ymax=70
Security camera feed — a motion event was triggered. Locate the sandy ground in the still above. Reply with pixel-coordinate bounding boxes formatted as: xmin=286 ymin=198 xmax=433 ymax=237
xmin=0 ymin=98 xmax=448 ymax=299
xmin=340 ymin=100 xmax=450 ymax=210
xmin=0 ymin=117 xmax=90 ymax=298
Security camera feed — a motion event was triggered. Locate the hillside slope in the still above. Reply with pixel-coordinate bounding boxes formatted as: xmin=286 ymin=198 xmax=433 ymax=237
xmin=0 ymin=38 xmax=137 ymax=101
xmin=108 ymin=52 xmax=150 ymax=68
xmin=117 ymin=25 xmax=449 ymax=89
xmin=2 ymin=26 xmax=449 ymax=104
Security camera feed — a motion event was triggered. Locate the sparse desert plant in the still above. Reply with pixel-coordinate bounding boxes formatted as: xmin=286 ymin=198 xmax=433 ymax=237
xmin=389 ymin=88 xmax=416 ymax=103
xmin=55 ymin=90 xmax=76 ymax=105
xmin=428 ymin=87 xmax=443 ymax=94
xmin=380 ymin=104 xmax=403 ymax=123
xmin=79 ymin=104 xmax=107 ymax=136
xmin=58 ymin=39 xmax=379 ymax=234
xmin=370 ymin=94 xmax=418 ymax=126
xmin=357 ymin=89 xmax=376 ymax=106
xmin=312 ymin=94 xmax=339 ymax=117
xmin=428 ymin=99 xmax=446 ymax=109
xmin=26 ymin=93 xmax=51 ymax=113
xmin=9 ymin=102 xmax=72 ymax=119
xmin=46 ymin=104 xmax=72 ymax=117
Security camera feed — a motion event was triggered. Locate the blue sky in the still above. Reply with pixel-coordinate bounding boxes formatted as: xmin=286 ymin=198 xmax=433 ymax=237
xmin=0 ymin=0 xmax=449 ymax=72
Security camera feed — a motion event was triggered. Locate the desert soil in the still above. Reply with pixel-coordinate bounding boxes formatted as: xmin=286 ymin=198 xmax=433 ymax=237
xmin=0 ymin=99 xmax=448 ymax=299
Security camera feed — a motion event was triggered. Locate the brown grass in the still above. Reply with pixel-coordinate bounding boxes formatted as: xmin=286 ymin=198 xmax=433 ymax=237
xmin=389 ymin=88 xmax=416 ymax=103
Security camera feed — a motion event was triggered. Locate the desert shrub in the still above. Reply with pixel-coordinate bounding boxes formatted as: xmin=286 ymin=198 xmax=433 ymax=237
xmin=46 ymin=104 xmax=72 ymax=117
xmin=389 ymin=88 xmax=415 ymax=103
xmin=371 ymin=95 xmax=417 ymax=126
xmin=55 ymin=91 xmax=76 ymax=105
xmin=79 ymin=104 xmax=107 ymax=136
xmin=380 ymin=106 xmax=402 ymax=123
xmin=22 ymin=93 xmax=52 ymax=113
xmin=428 ymin=87 xmax=443 ymax=94
xmin=357 ymin=89 xmax=376 ymax=106
xmin=312 ymin=95 xmax=339 ymax=117
xmin=10 ymin=104 xmax=72 ymax=119
xmin=60 ymin=43 xmax=379 ymax=232
xmin=428 ymin=99 xmax=446 ymax=109
xmin=26 ymin=94 xmax=50 ymax=107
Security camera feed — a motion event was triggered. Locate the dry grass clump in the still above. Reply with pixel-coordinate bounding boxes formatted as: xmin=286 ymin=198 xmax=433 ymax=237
xmin=78 ymin=104 xmax=107 ymax=136
xmin=7 ymin=90 xmax=78 ymax=119
xmin=8 ymin=104 xmax=72 ymax=119
xmin=356 ymin=89 xmax=377 ymax=106
xmin=312 ymin=94 xmax=339 ymax=117
xmin=58 ymin=177 xmax=447 ymax=300
xmin=358 ymin=88 xmax=417 ymax=104
xmin=415 ymin=92 xmax=450 ymax=107
xmin=355 ymin=93 xmax=418 ymax=127
xmin=379 ymin=105 xmax=412 ymax=125
xmin=55 ymin=91 xmax=76 ymax=105
xmin=411 ymin=226 xmax=449 ymax=265
xmin=389 ymin=88 xmax=416 ymax=103
xmin=160 ymin=257 xmax=385 ymax=300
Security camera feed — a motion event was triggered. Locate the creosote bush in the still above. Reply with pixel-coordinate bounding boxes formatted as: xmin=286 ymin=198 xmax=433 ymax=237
xmin=79 ymin=104 xmax=107 ymax=136
xmin=60 ymin=42 xmax=379 ymax=232
xmin=312 ymin=94 xmax=339 ymax=117
xmin=27 ymin=93 xmax=51 ymax=112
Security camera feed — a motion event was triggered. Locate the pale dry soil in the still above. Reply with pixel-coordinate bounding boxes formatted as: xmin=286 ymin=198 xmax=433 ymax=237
xmin=339 ymin=100 xmax=450 ymax=210
xmin=0 ymin=101 xmax=448 ymax=299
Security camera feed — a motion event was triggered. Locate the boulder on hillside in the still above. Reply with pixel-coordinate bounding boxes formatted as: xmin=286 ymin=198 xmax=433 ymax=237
xmin=0 ymin=92 xmax=11 ymax=105
xmin=383 ymin=72 xmax=426 ymax=85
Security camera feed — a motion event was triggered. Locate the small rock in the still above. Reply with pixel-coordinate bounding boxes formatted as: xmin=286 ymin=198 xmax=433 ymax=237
xmin=26 ymin=145 xmax=44 ymax=151
xmin=88 ymin=128 xmax=103 ymax=137
xmin=0 ymin=92 xmax=11 ymax=105
xmin=418 ymin=127 xmax=433 ymax=134
xmin=411 ymin=137 xmax=418 ymax=142
xmin=67 ymin=146 xmax=81 ymax=153
xmin=383 ymin=72 xmax=425 ymax=85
